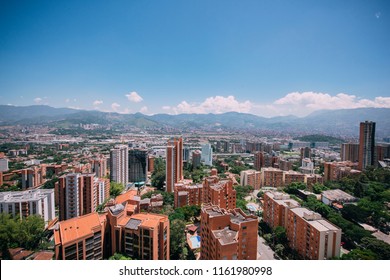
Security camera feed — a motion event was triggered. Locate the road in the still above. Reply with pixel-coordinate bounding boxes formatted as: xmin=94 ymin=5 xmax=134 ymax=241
xmin=257 ymin=236 xmax=276 ymax=260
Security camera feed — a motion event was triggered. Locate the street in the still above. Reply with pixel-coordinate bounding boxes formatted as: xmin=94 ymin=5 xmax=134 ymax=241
xmin=257 ymin=235 xmax=276 ymax=260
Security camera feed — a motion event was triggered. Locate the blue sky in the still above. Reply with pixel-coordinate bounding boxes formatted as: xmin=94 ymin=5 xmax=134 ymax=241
xmin=0 ymin=0 xmax=389 ymax=117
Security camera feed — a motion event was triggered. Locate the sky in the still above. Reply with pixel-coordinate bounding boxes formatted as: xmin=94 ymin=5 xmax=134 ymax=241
xmin=0 ymin=0 xmax=389 ymax=117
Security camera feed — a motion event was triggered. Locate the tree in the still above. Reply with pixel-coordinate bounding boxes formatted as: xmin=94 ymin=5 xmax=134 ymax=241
xmin=110 ymin=182 xmax=124 ymax=198
xmin=0 ymin=214 xmax=45 ymax=259
xmin=274 ymin=226 xmax=288 ymax=245
xmin=151 ymin=170 xmax=165 ymax=190
xmin=275 ymin=244 xmax=285 ymax=257
xmin=109 ymin=253 xmax=133 ymax=260
xmin=341 ymin=249 xmax=378 ymax=260
xmin=170 ymin=219 xmax=188 ymax=260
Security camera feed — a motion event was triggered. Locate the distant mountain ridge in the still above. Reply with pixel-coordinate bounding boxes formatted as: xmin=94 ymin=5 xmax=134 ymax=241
xmin=0 ymin=105 xmax=389 ymax=137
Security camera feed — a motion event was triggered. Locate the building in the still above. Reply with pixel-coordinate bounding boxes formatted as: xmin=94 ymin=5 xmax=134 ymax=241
xmin=279 ymin=159 xmax=292 ymax=171
xmin=107 ymin=203 xmax=170 ymax=260
xmin=148 ymin=156 xmax=155 ymax=173
xmin=54 ymin=212 xmax=106 ymax=260
xmin=0 ymin=189 xmax=55 ymax=226
xmin=201 ymin=143 xmax=213 ymax=166
xmin=192 ymin=150 xmax=201 ymax=169
xmin=263 ymin=191 xmax=300 ymax=228
xmin=0 ymin=158 xmax=9 ymax=172
xmin=91 ymin=157 xmax=107 ymax=178
xmin=240 ymin=169 xmax=261 ymax=190
xmin=358 ymin=121 xmax=376 ymax=170
xmin=323 ymin=161 xmax=361 ymax=182
xmin=174 ymin=182 xmax=203 ymax=208
xmin=96 ymin=178 xmax=110 ymax=205
xmin=166 ymin=137 xmax=183 ymax=193
xmin=261 ymin=167 xmax=283 ymax=188
xmin=321 ymin=189 xmax=357 ymax=206
xmin=203 ymin=176 xmax=236 ymax=210
xmin=305 ymin=174 xmax=323 ymax=191
xmin=110 ymin=145 xmax=129 ymax=186
xmin=286 ymin=207 xmax=341 ymax=260
xmin=300 ymin=147 xmax=311 ymax=160
xmin=299 ymin=158 xmax=314 ymax=174
xmin=58 ymin=173 xmax=98 ymax=221
xmin=340 ymin=143 xmax=359 ymax=163
xmin=283 ymin=171 xmax=305 ymax=187
xmin=128 ymin=149 xmax=148 ymax=183
xmin=200 ymin=205 xmax=258 ymax=260
xmin=21 ymin=166 xmax=47 ymax=189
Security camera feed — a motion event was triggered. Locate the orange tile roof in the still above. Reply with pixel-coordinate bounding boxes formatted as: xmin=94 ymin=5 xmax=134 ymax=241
xmin=32 ymin=251 xmax=55 ymax=260
xmin=130 ymin=213 xmax=168 ymax=229
xmin=115 ymin=190 xmax=138 ymax=204
xmin=56 ymin=213 xmax=102 ymax=245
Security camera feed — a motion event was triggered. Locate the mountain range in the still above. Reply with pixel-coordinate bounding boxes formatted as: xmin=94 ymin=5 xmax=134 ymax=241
xmin=0 ymin=105 xmax=389 ymax=137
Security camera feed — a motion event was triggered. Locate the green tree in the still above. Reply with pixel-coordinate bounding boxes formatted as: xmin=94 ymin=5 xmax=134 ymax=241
xmin=109 ymin=253 xmax=133 ymax=260
xmin=110 ymin=182 xmax=124 ymax=198
xmin=341 ymin=249 xmax=378 ymax=260
xmin=170 ymin=219 xmax=188 ymax=260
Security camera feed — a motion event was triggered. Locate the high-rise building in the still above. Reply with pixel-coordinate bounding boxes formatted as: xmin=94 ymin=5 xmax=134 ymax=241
xmin=166 ymin=137 xmax=183 ymax=193
xmin=300 ymin=147 xmax=311 ymax=160
xmin=192 ymin=150 xmax=201 ymax=169
xmin=91 ymin=157 xmax=107 ymax=178
xmin=110 ymin=145 xmax=129 ymax=186
xmin=254 ymin=152 xmax=263 ymax=171
xmin=201 ymin=143 xmax=213 ymax=166
xmin=286 ymin=207 xmax=341 ymax=260
xmin=358 ymin=121 xmax=376 ymax=170
xmin=58 ymin=173 xmax=97 ymax=221
xmin=128 ymin=149 xmax=148 ymax=183
xmin=148 ymin=156 xmax=155 ymax=173
xmin=96 ymin=178 xmax=110 ymax=205
xmin=0 ymin=189 xmax=55 ymax=226
xmin=203 ymin=177 xmax=236 ymax=210
xmin=340 ymin=143 xmax=359 ymax=163
xmin=240 ymin=169 xmax=261 ymax=190
xmin=174 ymin=182 xmax=203 ymax=208
xmin=0 ymin=157 xmax=9 ymax=172
xmin=200 ymin=205 xmax=258 ymax=260
xmin=107 ymin=204 xmax=170 ymax=260
xmin=54 ymin=212 xmax=106 ymax=260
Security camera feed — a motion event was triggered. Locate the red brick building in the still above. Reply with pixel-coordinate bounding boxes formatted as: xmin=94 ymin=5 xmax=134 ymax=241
xmin=200 ymin=205 xmax=258 ymax=260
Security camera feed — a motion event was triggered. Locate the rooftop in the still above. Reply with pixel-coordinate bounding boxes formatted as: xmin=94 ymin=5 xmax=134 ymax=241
xmin=0 ymin=189 xmax=54 ymax=203
xmin=212 ymin=227 xmax=238 ymax=245
xmin=322 ymin=189 xmax=356 ymax=202
xmin=55 ymin=212 xmax=102 ymax=245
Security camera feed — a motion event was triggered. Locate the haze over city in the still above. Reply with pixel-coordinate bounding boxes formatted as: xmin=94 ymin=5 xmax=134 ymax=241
xmin=1 ymin=0 xmax=390 ymax=117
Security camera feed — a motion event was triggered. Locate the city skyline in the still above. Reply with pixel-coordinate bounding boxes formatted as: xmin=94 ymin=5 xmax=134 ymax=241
xmin=1 ymin=0 xmax=390 ymax=117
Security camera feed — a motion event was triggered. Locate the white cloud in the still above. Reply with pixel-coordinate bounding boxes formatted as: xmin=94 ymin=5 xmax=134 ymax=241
xmin=34 ymin=97 xmax=42 ymax=104
xmin=93 ymin=100 xmax=103 ymax=106
xmin=170 ymin=95 xmax=253 ymax=114
xmin=125 ymin=91 xmax=143 ymax=103
xmin=111 ymin=102 xmax=121 ymax=111
xmin=65 ymin=98 xmax=70 ymax=103
xmin=140 ymin=106 xmax=148 ymax=113
xmin=164 ymin=92 xmax=390 ymax=117
xmin=268 ymin=92 xmax=390 ymax=116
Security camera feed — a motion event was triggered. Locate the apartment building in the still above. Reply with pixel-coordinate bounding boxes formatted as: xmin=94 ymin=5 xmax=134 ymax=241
xmin=107 ymin=202 xmax=170 ymax=260
xmin=0 ymin=189 xmax=55 ymax=226
xmin=166 ymin=137 xmax=183 ymax=193
xmin=261 ymin=167 xmax=283 ymax=188
xmin=200 ymin=205 xmax=258 ymax=260
xmin=262 ymin=191 xmax=299 ymax=229
xmin=203 ymin=176 xmax=236 ymax=210
xmin=240 ymin=169 xmax=261 ymax=190
xmin=54 ymin=212 xmax=106 ymax=260
xmin=286 ymin=207 xmax=341 ymax=260
xmin=174 ymin=182 xmax=203 ymax=208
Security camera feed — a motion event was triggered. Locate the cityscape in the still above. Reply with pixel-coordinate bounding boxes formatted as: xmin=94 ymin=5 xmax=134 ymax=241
xmin=0 ymin=111 xmax=389 ymax=260
xmin=1 ymin=1 xmax=389 ymax=262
